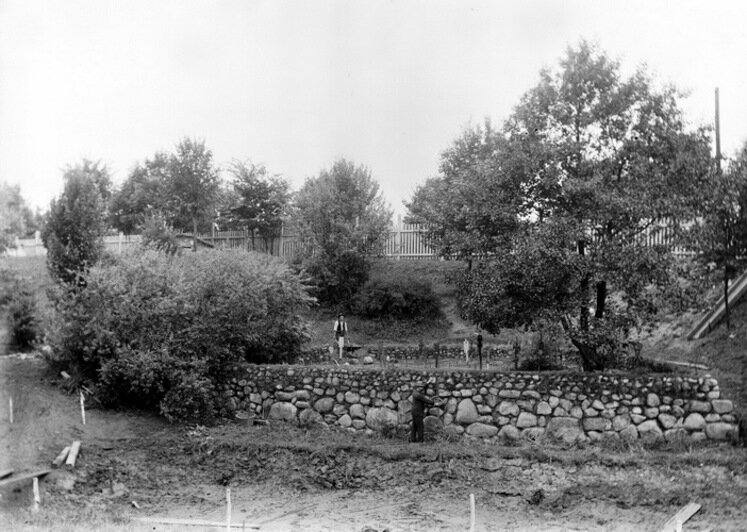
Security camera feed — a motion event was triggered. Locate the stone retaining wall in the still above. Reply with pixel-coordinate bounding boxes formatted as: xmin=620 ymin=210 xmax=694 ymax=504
xmin=221 ymin=366 xmax=739 ymax=445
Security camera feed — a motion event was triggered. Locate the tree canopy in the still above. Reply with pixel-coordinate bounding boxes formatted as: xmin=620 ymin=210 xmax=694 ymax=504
xmin=294 ymin=158 xmax=392 ymax=305
xmin=409 ymin=41 xmax=713 ymax=370
xmin=42 ymin=161 xmax=110 ymax=285
xmin=219 ymin=160 xmax=291 ymax=250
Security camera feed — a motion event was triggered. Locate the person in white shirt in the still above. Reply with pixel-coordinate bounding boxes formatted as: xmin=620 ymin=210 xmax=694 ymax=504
xmin=333 ymin=314 xmax=348 ymax=359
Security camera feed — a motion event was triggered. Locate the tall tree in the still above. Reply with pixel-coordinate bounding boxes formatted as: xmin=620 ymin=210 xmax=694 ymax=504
xmin=294 ymin=159 xmax=392 ymax=305
xmin=220 ymin=160 xmax=291 ymax=253
xmin=109 ymin=152 xmax=170 ymax=234
xmin=406 ymin=120 xmax=523 ymax=266
xmin=42 ymin=161 xmax=109 ymax=285
xmin=166 ymin=138 xmax=220 ymax=251
xmin=420 ymin=41 xmax=712 ymax=370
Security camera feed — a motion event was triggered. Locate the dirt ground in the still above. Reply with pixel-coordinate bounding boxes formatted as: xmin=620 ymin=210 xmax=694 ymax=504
xmin=2 ymin=354 xmax=747 ymax=532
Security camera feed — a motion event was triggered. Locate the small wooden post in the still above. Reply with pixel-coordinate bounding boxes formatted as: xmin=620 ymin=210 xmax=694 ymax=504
xmin=226 ymin=487 xmax=232 ymax=532
xmin=80 ymin=391 xmax=86 ymax=425
xmin=32 ymin=477 xmax=40 ymax=512
xmin=9 ymin=397 xmax=12 ymax=424
xmin=469 ymin=493 xmax=475 ymax=532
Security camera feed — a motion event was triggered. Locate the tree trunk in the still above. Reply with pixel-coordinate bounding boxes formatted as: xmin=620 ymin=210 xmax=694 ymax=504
xmin=578 ymin=240 xmax=589 ymax=332
xmin=561 ymin=315 xmax=604 ymax=371
xmin=724 ymin=259 xmax=730 ymax=329
xmin=595 ymin=281 xmax=607 ymax=319
xmin=192 ymin=217 xmax=198 ymax=252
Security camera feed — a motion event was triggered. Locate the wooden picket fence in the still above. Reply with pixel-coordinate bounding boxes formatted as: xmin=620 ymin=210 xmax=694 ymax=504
xmin=4 ymin=221 xmax=692 ymax=260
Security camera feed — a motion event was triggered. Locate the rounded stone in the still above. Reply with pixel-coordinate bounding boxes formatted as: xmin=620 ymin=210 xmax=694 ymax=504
xmin=344 ymin=391 xmax=360 ymax=404
xmin=545 ymin=417 xmax=582 ymax=446
xmin=619 ymin=424 xmax=638 ymax=441
xmin=498 ymin=425 xmax=521 ymax=441
xmin=521 ymin=427 xmax=545 ymax=441
xmin=646 ymin=393 xmax=660 ymax=407
xmin=349 ymin=403 xmax=365 ymax=419
xmin=711 ymin=400 xmax=734 ymax=414
xmin=658 ymin=413 xmax=677 ymax=429
xmin=299 ymin=407 xmax=324 ymax=427
xmin=516 ymin=412 xmax=538 ymax=428
xmin=536 ymin=401 xmax=552 ymax=415
xmin=268 ymin=402 xmax=297 ymax=422
xmin=705 ymin=422 xmax=738 ymax=441
xmin=683 ymin=413 xmax=706 ymax=431
xmin=497 ymin=401 xmax=520 ymax=417
xmin=314 ymin=397 xmax=335 ymax=413
xmin=424 ymin=415 xmax=444 ymax=434
xmin=456 ymin=399 xmax=479 ymax=424
xmin=365 ymin=407 xmax=398 ymax=431
xmin=638 ymin=420 xmax=664 ymax=441
xmin=338 ymin=414 xmax=353 ymax=427
xmin=466 ymin=422 xmax=499 ymax=438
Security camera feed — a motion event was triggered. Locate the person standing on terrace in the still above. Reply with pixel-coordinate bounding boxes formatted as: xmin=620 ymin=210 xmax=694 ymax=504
xmin=333 ymin=314 xmax=348 ymax=359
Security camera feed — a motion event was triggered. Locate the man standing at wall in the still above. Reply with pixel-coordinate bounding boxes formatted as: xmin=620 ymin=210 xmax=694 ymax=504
xmin=410 ymin=378 xmax=441 ymax=443
xmin=333 ymin=314 xmax=348 ymax=359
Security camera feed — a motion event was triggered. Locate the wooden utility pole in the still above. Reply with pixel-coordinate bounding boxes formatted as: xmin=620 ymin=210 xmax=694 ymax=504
xmin=715 ymin=88 xmax=731 ymax=330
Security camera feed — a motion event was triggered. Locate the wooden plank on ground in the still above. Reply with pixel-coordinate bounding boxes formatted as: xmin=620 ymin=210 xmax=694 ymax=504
xmin=658 ymin=502 xmax=702 ymax=532
xmin=0 ymin=469 xmax=13 ymax=480
xmin=134 ymin=517 xmax=258 ymax=529
xmin=52 ymin=446 xmax=71 ymax=467
xmin=0 ymin=470 xmax=51 ymax=490
xmin=65 ymin=440 xmax=81 ymax=468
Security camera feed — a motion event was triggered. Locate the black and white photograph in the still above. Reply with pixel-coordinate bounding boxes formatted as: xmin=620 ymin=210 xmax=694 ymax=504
xmin=2 ymin=1 xmax=747 ymax=530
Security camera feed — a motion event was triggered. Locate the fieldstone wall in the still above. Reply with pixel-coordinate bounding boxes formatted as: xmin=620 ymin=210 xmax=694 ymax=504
xmin=221 ymin=366 xmax=740 ymax=445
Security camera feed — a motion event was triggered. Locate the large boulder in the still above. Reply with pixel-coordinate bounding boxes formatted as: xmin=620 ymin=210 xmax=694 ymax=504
xmin=516 ymin=412 xmax=537 ymax=428
xmin=456 ymin=399 xmax=479 ymax=424
xmin=711 ymin=400 xmax=734 ymax=414
xmin=314 ymin=397 xmax=335 ymax=414
xmin=582 ymin=417 xmax=611 ymax=432
xmin=268 ymin=402 xmax=297 ymax=422
xmin=424 ymin=415 xmax=444 ymax=434
xmin=545 ymin=417 xmax=583 ymax=446
xmin=299 ymin=408 xmax=324 ymax=427
xmin=705 ymin=422 xmax=738 ymax=441
xmin=365 ymin=407 xmax=399 ymax=431
xmin=638 ymin=420 xmax=663 ymax=442
xmin=683 ymin=413 xmax=706 ymax=431
xmin=466 ymin=423 xmax=498 ymax=438
xmin=498 ymin=425 xmax=521 ymax=442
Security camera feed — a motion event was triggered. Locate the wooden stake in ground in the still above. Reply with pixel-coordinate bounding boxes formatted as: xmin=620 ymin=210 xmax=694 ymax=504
xmin=52 ymin=446 xmax=71 ymax=468
xmin=80 ymin=391 xmax=86 ymax=425
xmin=66 ymin=441 xmax=81 ymax=468
xmin=32 ymin=477 xmax=40 ymax=512
xmin=9 ymin=397 xmax=13 ymax=424
xmin=226 ymin=487 xmax=232 ymax=532
xmin=469 ymin=493 xmax=475 ymax=532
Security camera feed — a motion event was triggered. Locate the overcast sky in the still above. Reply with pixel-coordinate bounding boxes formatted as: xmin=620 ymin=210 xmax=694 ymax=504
xmin=2 ymin=0 xmax=747 ymax=218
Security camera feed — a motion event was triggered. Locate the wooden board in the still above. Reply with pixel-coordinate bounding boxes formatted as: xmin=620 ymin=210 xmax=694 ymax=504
xmin=658 ymin=502 xmax=702 ymax=532
xmin=0 ymin=470 xmax=51 ymax=490
xmin=66 ymin=440 xmax=81 ymax=468
xmin=134 ymin=517 xmax=258 ymax=529
xmin=52 ymin=446 xmax=71 ymax=468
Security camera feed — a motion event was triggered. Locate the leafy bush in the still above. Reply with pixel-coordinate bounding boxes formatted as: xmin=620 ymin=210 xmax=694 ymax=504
xmin=7 ymin=281 xmax=38 ymax=350
xmin=303 ymin=249 xmax=369 ymax=307
xmin=48 ymin=249 xmax=313 ymax=421
xmin=354 ymin=271 xmax=443 ymax=321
